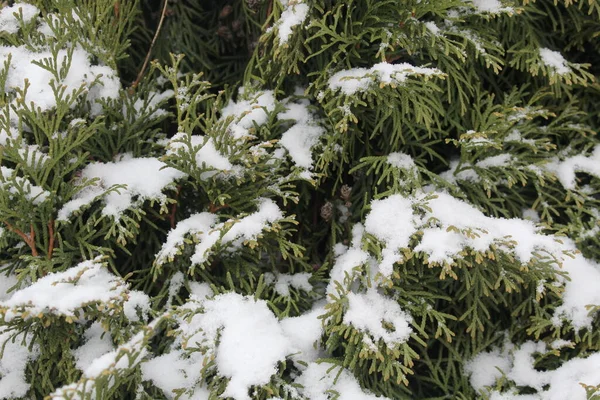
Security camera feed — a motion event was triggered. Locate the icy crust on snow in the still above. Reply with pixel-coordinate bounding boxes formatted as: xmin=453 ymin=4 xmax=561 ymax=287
xmin=544 ymin=145 xmax=600 ymax=190
xmin=328 ymin=62 xmax=443 ymax=95
xmin=466 ymin=341 xmax=600 ymax=399
xmin=539 ymin=48 xmax=571 ymax=75
xmin=0 ymin=330 xmax=39 ymax=399
xmin=274 ymin=1 xmax=309 ymax=44
xmin=0 ymin=45 xmax=120 ymax=119
xmin=58 ymin=156 xmax=185 ymax=220
xmin=0 ymin=257 xmax=150 ymax=323
xmin=155 ymin=199 xmax=285 ymax=267
xmin=296 ymin=362 xmax=391 ymax=400
xmin=0 ymin=3 xmax=39 ymax=34
xmin=331 ymin=191 xmax=600 ymax=329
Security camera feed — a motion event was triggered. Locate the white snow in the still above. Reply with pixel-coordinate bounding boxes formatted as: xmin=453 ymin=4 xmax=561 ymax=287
xmin=0 ymin=3 xmax=39 ymax=34
xmin=265 ymin=272 xmax=313 ymax=296
xmin=221 ymin=91 xmax=277 ymax=139
xmin=58 ymin=156 xmax=185 ymax=219
xmin=544 ymin=146 xmax=600 ymax=190
xmin=540 ymin=48 xmax=571 ymax=75
xmin=0 ymin=45 xmax=120 ymax=119
xmin=343 ymin=288 xmax=412 ymax=346
xmin=141 ymin=349 xmax=205 ymax=399
xmin=1 ymin=166 xmax=50 ymax=204
xmin=297 ymin=362 xmax=391 ymax=400
xmin=328 ymin=62 xmax=443 ymax=95
xmin=280 ymin=305 xmax=324 ymax=364
xmin=72 ymin=322 xmax=114 ymax=371
xmin=276 ymin=3 xmax=309 ymax=44
xmin=0 ymin=258 xmax=129 ymax=321
xmin=469 ymin=0 xmax=514 ymax=14
xmin=180 ymin=293 xmax=294 ymax=400
xmin=467 ymin=341 xmax=600 ymax=399
xmin=364 ymin=195 xmax=417 ymax=277
xmin=0 ymin=330 xmax=39 ymax=399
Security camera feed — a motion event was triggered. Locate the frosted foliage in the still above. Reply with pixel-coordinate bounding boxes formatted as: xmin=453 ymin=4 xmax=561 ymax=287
xmin=181 ymin=293 xmax=294 ymax=400
xmin=155 ymin=213 xmax=217 ymax=265
xmin=1 ymin=166 xmax=50 ymax=204
xmin=328 ymin=62 xmax=443 ymax=95
xmin=467 ymin=341 xmax=600 ymax=399
xmin=343 ymin=289 xmax=412 ymax=346
xmin=0 ymin=330 xmax=39 ymax=399
xmin=58 ymin=156 xmax=185 ymax=219
xmin=297 ymin=362 xmax=391 ymax=400
xmin=0 ymin=3 xmax=39 ymax=34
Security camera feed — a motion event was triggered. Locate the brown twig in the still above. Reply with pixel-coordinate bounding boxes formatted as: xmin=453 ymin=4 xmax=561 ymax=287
xmin=47 ymin=219 xmax=55 ymax=259
xmin=209 ymin=203 xmax=229 ymax=213
xmin=131 ymin=0 xmax=170 ymax=88
xmin=4 ymin=221 xmax=38 ymax=257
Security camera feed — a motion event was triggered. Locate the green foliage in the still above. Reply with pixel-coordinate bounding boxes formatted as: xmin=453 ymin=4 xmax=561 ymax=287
xmin=1 ymin=0 xmax=599 ymax=399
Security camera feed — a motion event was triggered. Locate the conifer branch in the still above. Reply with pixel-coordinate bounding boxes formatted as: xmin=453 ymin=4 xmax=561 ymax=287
xmin=3 ymin=221 xmax=38 ymax=257
xmin=131 ymin=0 xmax=170 ymax=88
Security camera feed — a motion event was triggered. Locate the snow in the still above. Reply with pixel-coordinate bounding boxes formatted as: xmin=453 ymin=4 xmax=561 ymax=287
xmin=0 ymin=330 xmax=39 ymax=399
xmin=469 ymin=0 xmax=514 ymax=14
xmin=328 ymin=62 xmax=443 ymax=95
xmin=72 ymin=322 xmax=114 ymax=371
xmin=123 ymin=290 xmax=152 ymax=322
xmin=0 ymin=3 xmax=39 ymax=34
xmin=540 ymin=48 xmax=571 ymax=75
xmin=265 ymin=272 xmax=313 ymax=296
xmin=167 ymin=134 xmax=237 ymax=179
xmin=296 ymin=362 xmax=391 ymax=400
xmin=280 ymin=305 xmax=324 ymax=364
xmin=0 ymin=274 xmax=18 ymax=301
xmin=276 ymin=2 xmax=309 ymax=44
xmin=343 ymin=288 xmax=412 ymax=346
xmin=465 ymin=348 xmax=512 ymax=391
xmin=180 ymin=293 xmax=294 ymax=400
xmin=58 ymin=156 xmax=185 ymax=219
xmin=1 ymin=166 xmax=50 ymax=204
xmin=0 ymin=45 xmax=120 ymax=119
xmin=221 ymin=90 xmax=277 ymax=139
xmin=141 ymin=349 xmax=205 ymax=399
xmin=278 ymin=101 xmax=325 ymax=169
xmin=467 ymin=341 xmax=600 ymax=399
xmin=0 ymin=258 xmax=128 ymax=321
xmin=544 ymin=146 xmax=600 ymax=190
xmin=364 ymin=195 xmax=417 ymax=277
